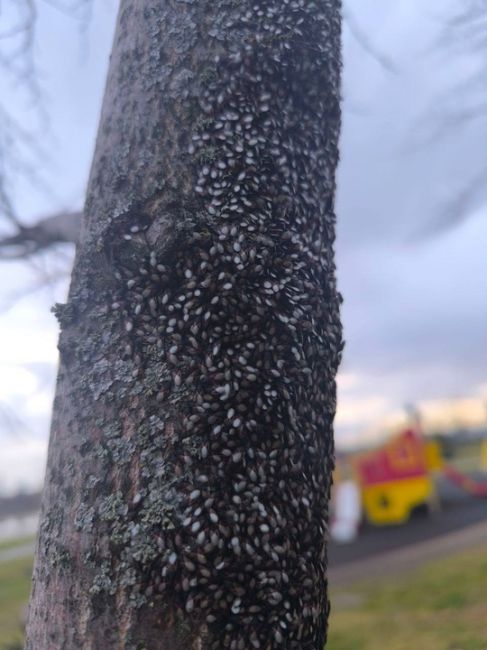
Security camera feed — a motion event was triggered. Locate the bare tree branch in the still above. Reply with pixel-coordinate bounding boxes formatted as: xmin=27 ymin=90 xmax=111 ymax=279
xmin=343 ymin=5 xmax=399 ymax=74
xmin=410 ymin=163 xmax=487 ymax=242
xmin=0 ymin=210 xmax=80 ymax=258
xmin=405 ymin=0 xmax=487 ymax=238
xmin=439 ymin=0 xmax=487 ymax=52
xmin=0 ymin=263 xmax=70 ymax=311
xmin=0 ymin=0 xmax=93 ymax=244
xmin=0 ymin=400 xmax=32 ymax=437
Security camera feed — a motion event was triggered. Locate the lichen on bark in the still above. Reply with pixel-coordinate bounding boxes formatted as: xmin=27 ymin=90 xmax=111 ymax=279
xmin=26 ymin=1 xmax=342 ymax=648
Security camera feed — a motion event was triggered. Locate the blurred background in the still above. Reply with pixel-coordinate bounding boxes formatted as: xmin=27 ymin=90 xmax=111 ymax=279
xmin=0 ymin=1 xmax=486 ymax=648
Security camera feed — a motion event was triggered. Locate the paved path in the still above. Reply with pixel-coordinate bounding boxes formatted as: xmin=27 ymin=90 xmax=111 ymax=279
xmin=329 ymin=489 xmax=487 ymax=568
xmin=329 ymin=518 xmax=487 ymax=587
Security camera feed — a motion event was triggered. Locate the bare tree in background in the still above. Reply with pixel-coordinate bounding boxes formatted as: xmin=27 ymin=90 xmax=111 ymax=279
xmin=402 ymin=0 xmax=487 ymax=238
xmin=0 ymin=0 xmax=396 ymax=263
xmin=0 ymin=0 xmax=484 ymax=268
xmin=25 ymin=0 xmax=342 ymax=648
xmin=1 ymin=0 xmax=482 ymax=263
xmin=431 ymin=0 xmax=487 ymax=234
xmin=0 ymin=0 xmax=89 ymax=260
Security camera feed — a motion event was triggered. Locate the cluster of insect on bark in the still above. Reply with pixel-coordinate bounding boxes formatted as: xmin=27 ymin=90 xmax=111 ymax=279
xmin=26 ymin=1 xmax=342 ymax=648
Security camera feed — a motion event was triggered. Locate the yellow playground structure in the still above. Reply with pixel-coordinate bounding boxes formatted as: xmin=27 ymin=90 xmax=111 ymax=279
xmin=351 ymin=429 xmax=442 ymax=525
xmin=336 ymin=428 xmax=487 ymax=527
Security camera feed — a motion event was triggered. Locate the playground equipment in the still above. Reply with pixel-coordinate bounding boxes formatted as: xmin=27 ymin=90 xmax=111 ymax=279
xmin=353 ymin=429 xmax=438 ymax=526
xmin=330 ymin=479 xmax=361 ymax=542
xmin=335 ymin=429 xmax=487 ymax=527
xmin=442 ymin=464 xmax=487 ymax=497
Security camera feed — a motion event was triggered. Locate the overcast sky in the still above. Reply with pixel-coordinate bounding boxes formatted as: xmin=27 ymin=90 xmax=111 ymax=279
xmin=0 ymin=0 xmax=486 ymax=493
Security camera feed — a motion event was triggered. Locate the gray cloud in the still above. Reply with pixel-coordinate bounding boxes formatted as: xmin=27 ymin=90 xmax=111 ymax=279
xmin=0 ymin=0 xmax=485 ymax=472
xmin=334 ymin=0 xmax=487 ymax=428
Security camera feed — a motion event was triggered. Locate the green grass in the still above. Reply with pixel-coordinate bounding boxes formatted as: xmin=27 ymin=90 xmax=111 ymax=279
xmin=327 ymin=545 xmax=487 ymax=650
xmin=1 ymin=544 xmax=486 ymax=648
xmin=0 ymin=536 xmax=35 ymax=553
xmin=0 ymin=554 xmax=32 ymax=648
xmin=447 ymin=441 xmax=485 ymax=473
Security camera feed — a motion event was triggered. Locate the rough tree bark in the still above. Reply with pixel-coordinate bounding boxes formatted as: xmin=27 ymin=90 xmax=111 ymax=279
xmin=26 ymin=1 xmax=342 ymax=648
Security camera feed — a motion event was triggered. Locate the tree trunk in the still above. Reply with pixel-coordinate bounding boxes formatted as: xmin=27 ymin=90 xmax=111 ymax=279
xmin=25 ymin=1 xmax=342 ymax=648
